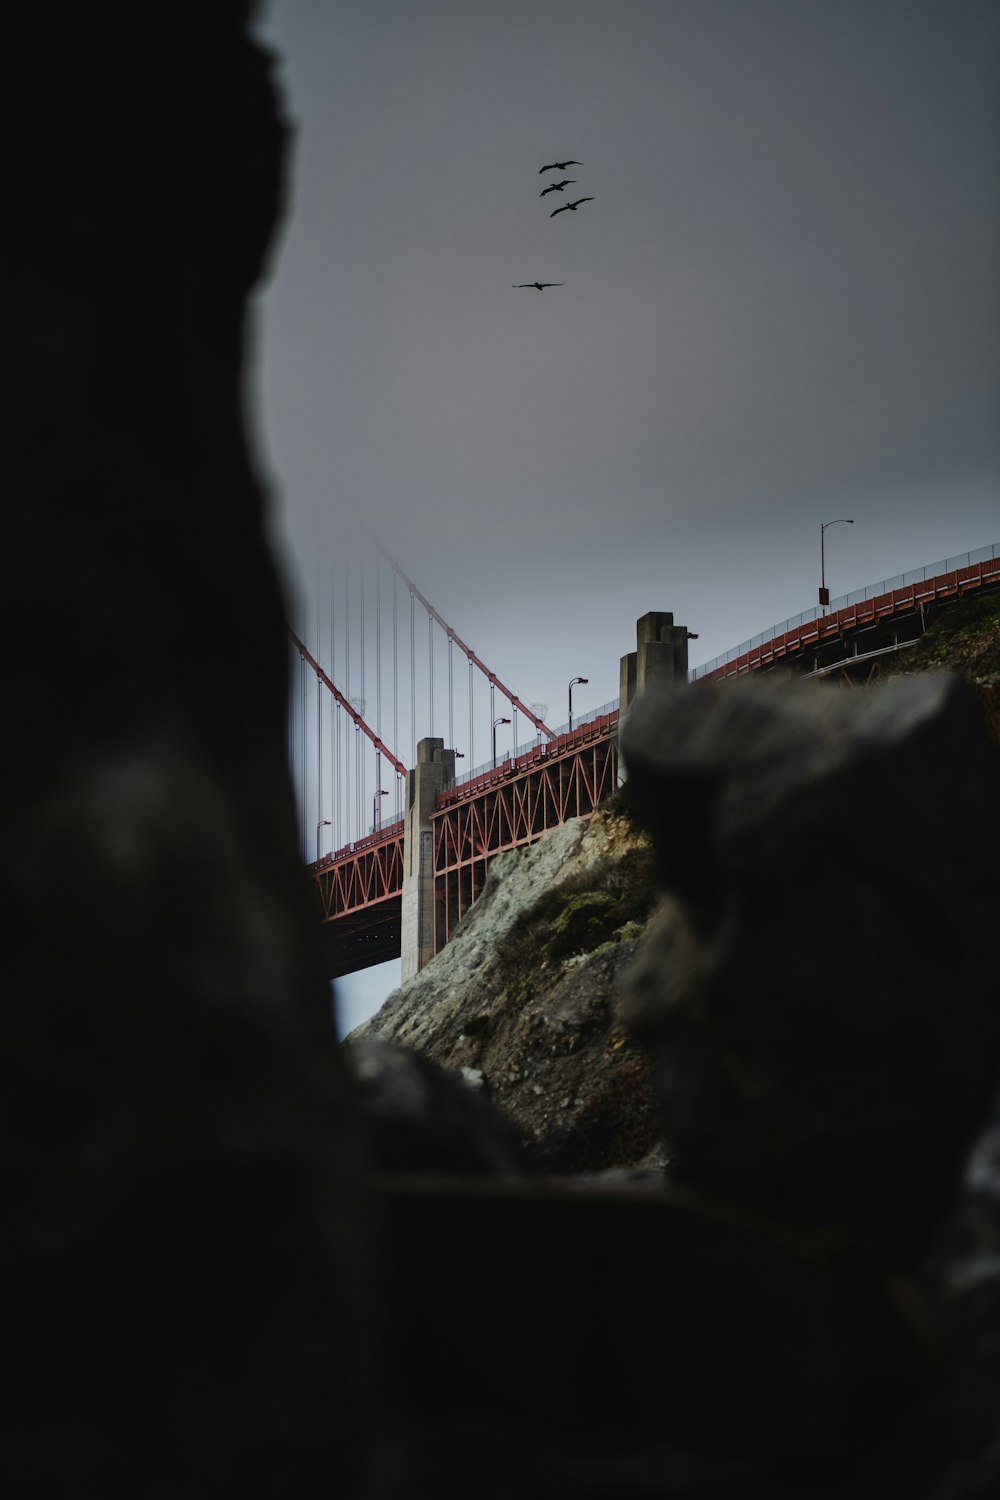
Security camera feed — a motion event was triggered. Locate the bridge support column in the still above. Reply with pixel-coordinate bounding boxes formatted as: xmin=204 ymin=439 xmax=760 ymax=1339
xmin=619 ymin=611 xmax=691 ymax=713
xmin=401 ymin=736 xmax=456 ymax=982
xmin=619 ymin=612 xmax=691 ymax=780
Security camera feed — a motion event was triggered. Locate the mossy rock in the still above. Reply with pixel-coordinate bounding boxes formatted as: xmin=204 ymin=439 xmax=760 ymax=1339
xmin=495 ymin=833 xmax=658 ymax=1006
xmin=542 ymin=890 xmax=619 ymax=963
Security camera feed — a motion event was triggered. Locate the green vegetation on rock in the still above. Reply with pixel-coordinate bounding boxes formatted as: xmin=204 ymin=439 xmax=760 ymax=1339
xmin=880 ymin=592 xmax=1000 ymax=677
xmin=496 ymin=833 xmax=657 ymax=1008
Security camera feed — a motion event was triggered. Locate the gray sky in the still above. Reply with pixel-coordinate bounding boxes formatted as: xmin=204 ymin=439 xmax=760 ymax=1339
xmin=249 ymin=0 xmax=1000 ymax=1028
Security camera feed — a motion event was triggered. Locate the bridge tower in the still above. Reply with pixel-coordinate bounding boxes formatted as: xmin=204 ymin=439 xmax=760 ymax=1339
xmin=401 ymin=736 xmax=456 ymax=981
xmin=619 ymin=611 xmax=691 ymax=712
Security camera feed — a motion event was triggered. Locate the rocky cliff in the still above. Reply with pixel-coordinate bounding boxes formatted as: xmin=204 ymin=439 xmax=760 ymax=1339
xmin=350 ymin=800 xmax=665 ymax=1170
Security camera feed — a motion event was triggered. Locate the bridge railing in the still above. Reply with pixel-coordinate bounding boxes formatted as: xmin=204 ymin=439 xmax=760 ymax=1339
xmin=689 ymin=542 xmax=1000 ymax=681
xmin=312 ymin=815 xmax=405 ymax=872
xmin=450 ymin=697 xmax=621 ymax=790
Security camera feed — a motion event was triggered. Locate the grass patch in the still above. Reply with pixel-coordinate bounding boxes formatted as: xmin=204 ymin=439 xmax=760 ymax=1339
xmin=881 ymin=592 xmax=1000 ymax=676
xmin=496 ymin=839 xmax=658 ymax=1007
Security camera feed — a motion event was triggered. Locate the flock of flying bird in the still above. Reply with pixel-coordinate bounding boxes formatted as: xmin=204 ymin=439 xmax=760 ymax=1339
xmin=513 ymin=158 xmax=593 ymax=292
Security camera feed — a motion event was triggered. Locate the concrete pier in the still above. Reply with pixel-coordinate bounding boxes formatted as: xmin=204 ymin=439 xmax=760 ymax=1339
xmin=619 ymin=611 xmax=691 ymax=714
xmin=401 ymin=736 xmax=456 ymax=981
xmin=618 ymin=612 xmax=691 ymax=785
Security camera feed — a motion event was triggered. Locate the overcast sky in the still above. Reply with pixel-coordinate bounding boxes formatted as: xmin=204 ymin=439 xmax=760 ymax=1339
xmin=249 ymin=0 xmax=1000 ymax=1029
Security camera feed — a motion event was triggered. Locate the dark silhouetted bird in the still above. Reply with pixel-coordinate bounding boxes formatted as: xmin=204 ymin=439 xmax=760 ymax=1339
xmin=540 ymin=179 xmax=576 ymax=196
xmin=550 ymin=197 xmax=594 ymax=218
xmin=513 ymin=282 xmax=565 ymax=290
xmin=539 ymin=159 xmax=583 ymax=174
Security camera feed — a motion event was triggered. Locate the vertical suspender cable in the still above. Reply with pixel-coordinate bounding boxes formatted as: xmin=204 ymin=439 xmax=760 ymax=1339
xmin=316 ymin=568 xmax=323 ymax=849
xmin=359 ymin=532 xmax=366 ymax=828
xmin=410 ymin=588 xmax=416 ymax=766
xmin=468 ymin=656 xmax=474 ymax=771
xmin=317 ymin=675 xmax=322 ymax=854
xmin=448 ymin=637 xmax=454 ymax=754
xmin=428 ymin=611 xmax=434 ymax=738
xmin=334 ymin=702 xmax=340 ymax=851
xmin=393 ymin=568 xmax=400 ymax=818
xmin=376 ymin=554 xmax=382 ymax=740
xmin=344 ymin=549 xmax=351 ymax=841
xmin=334 ymin=567 xmax=341 ymax=852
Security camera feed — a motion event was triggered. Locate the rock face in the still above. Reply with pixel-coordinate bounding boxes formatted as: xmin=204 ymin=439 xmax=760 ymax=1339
xmin=345 ymin=1036 xmax=528 ymax=1176
xmin=619 ymin=669 xmax=1000 ymax=1263
xmin=353 ymin=805 xmax=664 ymax=1171
xmin=3 ymin=10 xmax=376 ymax=1497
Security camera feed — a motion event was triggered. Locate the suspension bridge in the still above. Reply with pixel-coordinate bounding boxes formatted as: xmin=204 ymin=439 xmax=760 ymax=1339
xmin=289 ymin=535 xmax=1000 ymax=980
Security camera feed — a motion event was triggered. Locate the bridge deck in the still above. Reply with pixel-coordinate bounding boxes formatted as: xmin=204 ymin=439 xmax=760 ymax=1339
xmin=700 ymin=554 xmax=999 ymax=682
xmin=309 ymin=550 xmax=999 ymax=975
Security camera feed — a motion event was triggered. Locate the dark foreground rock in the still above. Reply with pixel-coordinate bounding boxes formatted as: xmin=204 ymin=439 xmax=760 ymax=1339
xmin=619 ymin=670 xmax=1000 ymax=1263
xmin=345 ymin=1037 xmax=528 ymax=1176
xmin=3 ymin=9 xmax=378 ymax=1497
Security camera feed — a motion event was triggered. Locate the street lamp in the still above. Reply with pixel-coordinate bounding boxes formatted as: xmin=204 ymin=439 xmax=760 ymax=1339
xmin=492 ymin=716 xmax=511 ymax=767
xmin=820 ymin=519 xmax=854 ymax=611
xmin=372 ymin=788 xmax=387 ymax=833
xmin=568 ymin=676 xmax=588 ymax=732
xmin=316 ymin=819 xmax=332 ymax=862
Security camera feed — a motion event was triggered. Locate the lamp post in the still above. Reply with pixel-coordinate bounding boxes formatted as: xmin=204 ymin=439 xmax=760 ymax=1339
xmin=568 ymin=676 xmax=588 ymax=732
xmin=316 ymin=819 xmax=331 ymax=862
xmin=372 ymin=788 xmax=387 ymax=833
xmin=492 ymin=716 xmax=511 ymax=768
xmin=820 ymin=518 xmax=854 ymax=611
xmin=530 ymin=703 xmax=548 ymax=750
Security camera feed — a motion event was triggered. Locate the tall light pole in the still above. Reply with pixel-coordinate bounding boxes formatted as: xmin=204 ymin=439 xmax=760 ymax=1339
xmin=372 ymin=788 xmax=387 ymax=833
xmin=568 ymin=676 xmax=588 ymax=732
xmin=820 ymin=518 xmax=854 ymax=612
xmin=492 ymin=716 xmax=511 ymax=768
xmin=316 ymin=819 xmax=331 ymax=862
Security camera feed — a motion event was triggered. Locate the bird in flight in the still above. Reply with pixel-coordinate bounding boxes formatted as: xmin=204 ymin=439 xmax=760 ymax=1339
xmin=540 ymin=179 xmax=576 ymax=197
xmin=550 ymin=197 xmax=594 ymax=218
xmin=513 ymin=282 xmax=565 ymax=290
xmin=539 ymin=159 xmax=583 ymax=174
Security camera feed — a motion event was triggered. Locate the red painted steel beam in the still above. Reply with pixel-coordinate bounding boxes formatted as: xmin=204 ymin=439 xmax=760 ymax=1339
xmin=430 ymin=729 xmax=619 ymax=954
xmin=311 ymin=830 xmax=405 ymax=920
xmin=438 ymin=711 xmax=619 ymax=807
xmin=363 ymin=530 xmax=556 ymax=741
xmin=289 ymin=627 xmax=408 ymax=776
xmin=701 ymin=560 xmax=998 ymax=683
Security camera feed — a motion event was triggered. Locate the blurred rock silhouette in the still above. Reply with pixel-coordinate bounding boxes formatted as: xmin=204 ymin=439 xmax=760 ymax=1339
xmin=620 ymin=671 xmax=1000 ymax=1262
xmin=3 ymin=7 xmax=378 ymax=1496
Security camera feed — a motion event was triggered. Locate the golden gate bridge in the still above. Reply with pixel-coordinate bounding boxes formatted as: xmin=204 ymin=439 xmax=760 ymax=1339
xmin=289 ymin=534 xmax=999 ymax=980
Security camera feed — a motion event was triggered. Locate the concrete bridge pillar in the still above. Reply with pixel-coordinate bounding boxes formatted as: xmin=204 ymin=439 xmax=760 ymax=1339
xmin=619 ymin=612 xmax=691 ymax=781
xmin=401 ymin=736 xmax=456 ymax=981
xmin=619 ymin=611 xmax=691 ymax=713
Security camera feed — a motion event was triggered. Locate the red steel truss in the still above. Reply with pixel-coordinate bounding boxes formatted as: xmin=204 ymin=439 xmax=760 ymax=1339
xmin=312 ymin=820 xmax=405 ymax=920
xmin=431 ymin=712 xmax=619 ymax=953
xmin=311 ymin=820 xmax=405 ymax=977
xmin=702 ymin=557 xmax=999 ymax=681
